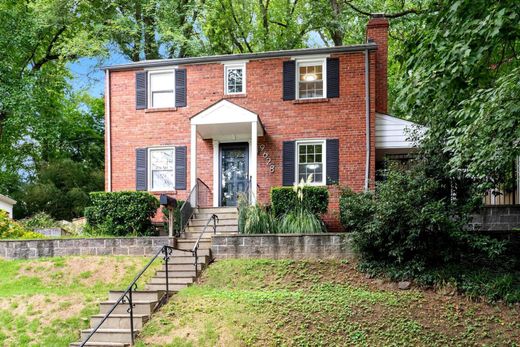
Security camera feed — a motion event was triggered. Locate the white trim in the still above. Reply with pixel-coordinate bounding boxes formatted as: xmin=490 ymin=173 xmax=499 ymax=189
xmin=213 ymin=140 xmax=219 ymax=207
xmin=105 ymin=70 xmax=112 ymax=192
xmin=295 ymin=139 xmax=327 ymax=186
xmin=251 ymin=121 xmax=258 ymax=204
xmin=295 ymin=58 xmax=327 ymax=100
xmin=144 ymin=65 xmax=178 ymax=71
xmin=190 ymin=124 xmax=197 ymax=190
xmin=290 ymin=54 xmax=330 ymax=60
xmin=147 ymin=146 xmax=176 ymax=192
xmin=0 ymin=194 xmax=16 ymax=205
xmin=147 ymin=69 xmax=175 ymax=109
xmin=224 ymin=62 xmax=246 ymax=95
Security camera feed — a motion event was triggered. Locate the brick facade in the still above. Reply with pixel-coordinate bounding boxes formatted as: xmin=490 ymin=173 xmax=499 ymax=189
xmin=106 ymin=18 xmax=389 ymax=231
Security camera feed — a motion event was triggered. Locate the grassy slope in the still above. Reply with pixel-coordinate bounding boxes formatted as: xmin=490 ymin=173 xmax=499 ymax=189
xmin=137 ymin=259 xmax=520 ymax=347
xmin=0 ymin=256 xmax=159 ymax=346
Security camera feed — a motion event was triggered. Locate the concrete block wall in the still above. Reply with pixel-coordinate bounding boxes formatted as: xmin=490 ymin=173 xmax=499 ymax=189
xmin=0 ymin=237 xmax=175 ymax=259
xmin=469 ymin=206 xmax=520 ymax=231
xmin=211 ymin=234 xmax=354 ymax=260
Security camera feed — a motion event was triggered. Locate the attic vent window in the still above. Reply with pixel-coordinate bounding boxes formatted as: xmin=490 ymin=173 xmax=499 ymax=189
xmin=297 ymin=59 xmax=326 ymax=99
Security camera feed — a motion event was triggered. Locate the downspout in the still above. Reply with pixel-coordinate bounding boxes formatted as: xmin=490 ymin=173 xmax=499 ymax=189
xmin=105 ymin=69 xmax=112 ymax=192
xmin=364 ymin=48 xmax=370 ymax=192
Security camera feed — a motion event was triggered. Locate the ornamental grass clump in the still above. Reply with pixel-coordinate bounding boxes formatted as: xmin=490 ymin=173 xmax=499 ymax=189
xmin=278 ymin=175 xmax=324 ymax=233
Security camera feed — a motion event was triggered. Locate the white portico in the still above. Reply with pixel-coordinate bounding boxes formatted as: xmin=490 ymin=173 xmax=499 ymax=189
xmin=190 ymin=100 xmax=264 ymax=207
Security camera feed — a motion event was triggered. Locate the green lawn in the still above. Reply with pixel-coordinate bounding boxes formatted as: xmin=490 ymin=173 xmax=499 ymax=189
xmin=136 ymin=259 xmax=520 ymax=347
xmin=0 ymin=256 xmax=158 ymax=346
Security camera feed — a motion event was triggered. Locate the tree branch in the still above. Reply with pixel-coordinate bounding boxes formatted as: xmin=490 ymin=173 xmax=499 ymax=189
xmin=31 ymin=26 xmax=67 ymax=71
xmin=343 ymin=0 xmax=421 ymax=19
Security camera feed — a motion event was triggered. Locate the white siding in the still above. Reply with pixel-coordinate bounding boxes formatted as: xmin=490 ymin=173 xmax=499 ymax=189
xmin=375 ymin=113 xmax=423 ymax=149
xmin=0 ymin=195 xmax=15 ymax=218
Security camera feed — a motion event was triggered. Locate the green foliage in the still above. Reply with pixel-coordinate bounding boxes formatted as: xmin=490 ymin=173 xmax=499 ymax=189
xmin=270 ymin=186 xmax=329 ymax=216
xmin=241 ymin=204 xmax=279 ymax=234
xmin=396 ymin=0 xmax=520 ymax=184
xmin=84 ymin=192 xmax=159 ymax=236
xmin=339 ymin=188 xmax=375 ymax=232
xmin=0 ymin=211 xmax=44 ymax=240
xmin=19 ymin=212 xmax=58 ymax=229
xmin=279 ymin=208 xmax=324 ymax=233
xmin=161 ymin=199 xmax=185 ymax=235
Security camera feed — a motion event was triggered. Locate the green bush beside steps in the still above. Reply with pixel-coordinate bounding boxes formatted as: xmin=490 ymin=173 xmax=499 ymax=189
xmin=85 ymin=191 xmax=159 ymax=236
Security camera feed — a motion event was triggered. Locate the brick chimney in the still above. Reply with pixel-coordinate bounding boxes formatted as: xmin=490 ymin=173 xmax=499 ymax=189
xmin=366 ymin=14 xmax=389 ymax=114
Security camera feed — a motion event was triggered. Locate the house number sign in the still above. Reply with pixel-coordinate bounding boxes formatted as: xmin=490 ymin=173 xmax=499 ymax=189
xmin=258 ymin=144 xmax=276 ymax=173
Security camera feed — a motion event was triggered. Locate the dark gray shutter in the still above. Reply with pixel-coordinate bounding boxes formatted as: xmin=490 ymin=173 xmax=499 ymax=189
xmin=175 ymin=68 xmax=187 ymax=107
xmin=175 ymin=146 xmax=187 ymax=190
xmin=282 ymin=141 xmax=296 ymax=186
xmin=282 ymin=61 xmax=296 ymax=100
xmin=136 ymin=148 xmax=147 ymax=191
xmin=326 ymin=58 xmax=340 ymax=98
xmin=136 ymin=71 xmax=147 ymax=110
xmin=326 ymin=139 xmax=339 ymax=185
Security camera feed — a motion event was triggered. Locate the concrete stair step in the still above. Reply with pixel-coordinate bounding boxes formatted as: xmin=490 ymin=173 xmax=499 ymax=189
xmin=151 ymin=274 xmax=195 ymax=283
xmin=167 ymin=256 xmax=208 ymax=265
xmin=162 ymin=263 xmax=204 ymax=271
xmin=70 ymin=342 xmax=129 ymax=347
xmin=186 ymin=225 xmax=238 ymax=232
xmin=90 ymin=314 xmax=149 ymax=330
xmin=145 ymin=279 xmax=191 ymax=289
xmin=176 ymin=239 xmax=211 ymax=251
xmin=144 ymin=283 xmax=188 ymax=292
xmin=195 ymin=207 xmax=237 ymax=214
xmin=189 ymin=219 xmax=238 ymax=227
xmin=80 ymin=329 xmax=136 ymax=344
xmin=191 ymin=214 xmax=238 ymax=221
xmin=99 ymin=300 xmax=157 ymax=315
xmin=171 ymin=248 xmax=211 ymax=257
xmin=108 ymin=290 xmax=162 ymax=302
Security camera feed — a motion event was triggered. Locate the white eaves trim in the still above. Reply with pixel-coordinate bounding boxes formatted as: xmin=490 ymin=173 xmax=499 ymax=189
xmin=0 ymin=194 xmax=16 ymax=205
xmin=376 ymin=113 xmax=426 ymax=149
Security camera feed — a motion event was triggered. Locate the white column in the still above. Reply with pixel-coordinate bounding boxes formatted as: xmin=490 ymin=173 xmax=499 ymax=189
xmin=213 ymin=140 xmax=219 ymax=207
xmin=190 ymin=124 xmax=197 ymax=190
xmin=251 ymin=121 xmax=258 ymax=204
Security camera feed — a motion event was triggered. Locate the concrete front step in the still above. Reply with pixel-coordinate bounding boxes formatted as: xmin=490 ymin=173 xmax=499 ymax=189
xmin=90 ymin=314 xmax=149 ymax=330
xmin=171 ymin=248 xmax=211 ymax=257
xmin=80 ymin=329 xmax=136 ymax=344
xmin=189 ymin=219 xmax=238 ymax=227
xmin=99 ymin=300 xmax=158 ymax=315
xmin=108 ymin=290 xmax=162 ymax=302
xmin=70 ymin=342 xmax=129 ymax=347
xmin=191 ymin=214 xmax=238 ymax=221
xmin=145 ymin=280 xmax=190 ymax=290
xmin=186 ymin=225 xmax=238 ymax=233
xmin=167 ymin=256 xmax=208 ymax=265
xmin=181 ymin=232 xmax=237 ymax=240
xmin=153 ymin=269 xmax=197 ymax=277
xmin=161 ymin=263 xmax=204 ymax=271
xmin=175 ymin=239 xmax=211 ymax=250
xmin=195 ymin=207 xmax=237 ymax=214
xmin=150 ymin=275 xmax=195 ymax=283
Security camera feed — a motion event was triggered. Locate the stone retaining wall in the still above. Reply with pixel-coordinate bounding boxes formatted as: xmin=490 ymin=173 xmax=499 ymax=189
xmin=211 ymin=234 xmax=354 ymax=260
xmin=0 ymin=237 xmax=174 ymax=259
xmin=469 ymin=205 xmax=520 ymax=232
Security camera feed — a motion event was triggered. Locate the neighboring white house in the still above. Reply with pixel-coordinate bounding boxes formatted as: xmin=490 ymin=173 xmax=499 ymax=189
xmin=0 ymin=194 xmax=16 ymax=218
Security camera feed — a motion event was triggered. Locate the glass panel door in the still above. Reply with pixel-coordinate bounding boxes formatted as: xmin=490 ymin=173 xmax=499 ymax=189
xmin=220 ymin=143 xmax=249 ymax=206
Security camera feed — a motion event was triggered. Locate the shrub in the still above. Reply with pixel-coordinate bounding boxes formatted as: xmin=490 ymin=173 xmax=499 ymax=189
xmin=279 ymin=208 xmax=324 ymax=233
xmin=271 ymin=186 xmax=329 ymax=216
xmin=0 ymin=211 xmax=44 ymax=239
xmin=339 ymin=189 xmax=375 ymax=232
xmin=20 ymin=212 xmax=59 ymax=229
xmin=85 ymin=191 xmax=159 ymax=236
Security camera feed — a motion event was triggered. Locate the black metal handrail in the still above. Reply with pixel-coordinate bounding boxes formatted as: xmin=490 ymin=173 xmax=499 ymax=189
xmin=79 ymin=245 xmax=193 ymax=346
xmin=191 ymin=214 xmax=219 ymax=275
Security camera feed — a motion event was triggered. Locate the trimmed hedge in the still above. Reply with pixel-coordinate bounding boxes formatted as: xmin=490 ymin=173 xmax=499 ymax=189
xmin=270 ymin=186 xmax=329 ymax=216
xmin=85 ymin=191 xmax=159 ymax=236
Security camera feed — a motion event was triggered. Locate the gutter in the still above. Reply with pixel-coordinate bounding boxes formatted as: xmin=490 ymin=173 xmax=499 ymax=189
xmin=104 ymin=43 xmax=377 ymax=71
xmin=364 ymin=48 xmax=370 ymax=192
xmin=105 ymin=70 xmax=112 ymax=192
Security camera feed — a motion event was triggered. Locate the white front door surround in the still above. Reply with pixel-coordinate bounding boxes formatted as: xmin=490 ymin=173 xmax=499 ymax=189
xmin=190 ymin=100 xmax=264 ymax=206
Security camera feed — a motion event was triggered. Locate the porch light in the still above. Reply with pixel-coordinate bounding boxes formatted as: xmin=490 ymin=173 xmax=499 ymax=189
xmin=303 ymin=73 xmax=317 ymax=82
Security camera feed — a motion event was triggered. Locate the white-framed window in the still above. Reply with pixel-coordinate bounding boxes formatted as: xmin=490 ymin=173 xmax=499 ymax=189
xmin=224 ymin=63 xmax=246 ymax=95
xmin=296 ymin=59 xmax=326 ymax=99
xmin=148 ymin=70 xmax=175 ymax=108
xmin=296 ymin=140 xmax=326 ymax=185
xmin=148 ymin=147 xmax=175 ymax=191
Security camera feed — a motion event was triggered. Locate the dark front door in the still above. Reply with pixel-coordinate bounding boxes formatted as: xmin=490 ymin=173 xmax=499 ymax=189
xmin=220 ymin=143 xmax=249 ymax=206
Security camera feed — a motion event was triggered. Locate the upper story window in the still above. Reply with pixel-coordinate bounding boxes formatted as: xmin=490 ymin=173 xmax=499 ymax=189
xmin=148 ymin=70 xmax=175 ymax=108
xmin=224 ymin=63 xmax=246 ymax=95
xmin=297 ymin=59 xmax=326 ymax=99
xmin=148 ymin=147 xmax=175 ymax=191
xmin=297 ymin=140 xmax=326 ymax=185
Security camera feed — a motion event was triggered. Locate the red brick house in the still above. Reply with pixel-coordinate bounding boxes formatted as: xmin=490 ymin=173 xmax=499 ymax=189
xmin=103 ymin=16 xmax=415 ymax=230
